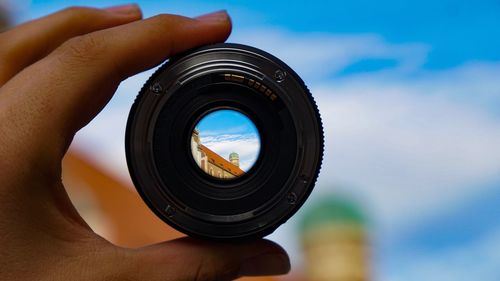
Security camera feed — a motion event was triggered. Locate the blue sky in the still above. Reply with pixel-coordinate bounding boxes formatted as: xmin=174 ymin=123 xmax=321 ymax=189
xmin=9 ymin=0 xmax=500 ymax=280
xmin=21 ymin=0 xmax=500 ymax=70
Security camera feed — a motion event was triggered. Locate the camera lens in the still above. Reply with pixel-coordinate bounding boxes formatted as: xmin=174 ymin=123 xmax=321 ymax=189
xmin=190 ymin=109 xmax=261 ymax=180
xmin=126 ymin=43 xmax=323 ymax=240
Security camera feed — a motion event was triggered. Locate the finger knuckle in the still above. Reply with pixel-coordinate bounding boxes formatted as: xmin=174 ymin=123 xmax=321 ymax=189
xmin=61 ymin=6 xmax=99 ymax=18
xmin=193 ymin=257 xmax=237 ymax=281
xmin=149 ymin=14 xmax=188 ymax=29
xmin=193 ymin=258 xmax=218 ymax=281
xmin=146 ymin=14 xmax=186 ymax=52
xmin=59 ymin=6 xmax=102 ymax=27
xmin=58 ymin=35 xmax=102 ymax=62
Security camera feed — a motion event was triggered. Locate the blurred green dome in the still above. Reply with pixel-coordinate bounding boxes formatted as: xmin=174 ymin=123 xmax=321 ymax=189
xmin=299 ymin=196 xmax=367 ymax=233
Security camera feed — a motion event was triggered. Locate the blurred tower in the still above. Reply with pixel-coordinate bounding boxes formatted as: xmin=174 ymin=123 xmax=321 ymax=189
xmin=299 ymin=196 xmax=370 ymax=281
xmin=229 ymin=152 xmax=240 ymax=167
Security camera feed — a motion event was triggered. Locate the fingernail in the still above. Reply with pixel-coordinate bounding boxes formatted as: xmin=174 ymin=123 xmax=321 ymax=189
xmin=104 ymin=3 xmax=141 ymax=15
xmin=239 ymin=253 xmax=290 ymax=276
xmin=195 ymin=10 xmax=229 ymax=23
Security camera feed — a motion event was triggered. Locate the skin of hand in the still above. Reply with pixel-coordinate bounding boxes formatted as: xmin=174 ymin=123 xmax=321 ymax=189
xmin=0 ymin=4 xmax=290 ymax=281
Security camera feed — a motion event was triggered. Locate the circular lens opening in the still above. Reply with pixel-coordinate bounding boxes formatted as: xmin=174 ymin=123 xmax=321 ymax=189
xmin=190 ymin=109 xmax=261 ymax=180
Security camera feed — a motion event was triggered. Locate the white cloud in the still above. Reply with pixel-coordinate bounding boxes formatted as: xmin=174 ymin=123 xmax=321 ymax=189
xmin=230 ymin=28 xmax=430 ymax=82
xmin=313 ymin=62 xmax=500 ymax=230
xmin=199 ymin=124 xmax=252 ymax=137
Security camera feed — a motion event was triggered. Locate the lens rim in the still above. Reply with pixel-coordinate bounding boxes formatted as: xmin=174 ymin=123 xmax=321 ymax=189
xmin=126 ymin=43 xmax=323 ymax=240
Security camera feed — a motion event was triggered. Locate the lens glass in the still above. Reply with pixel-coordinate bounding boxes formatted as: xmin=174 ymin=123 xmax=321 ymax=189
xmin=191 ymin=109 xmax=261 ymax=180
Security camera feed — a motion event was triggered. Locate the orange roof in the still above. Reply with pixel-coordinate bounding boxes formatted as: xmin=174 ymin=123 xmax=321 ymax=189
xmin=63 ymin=150 xmax=184 ymax=247
xmin=199 ymin=144 xmax=244 ymax=176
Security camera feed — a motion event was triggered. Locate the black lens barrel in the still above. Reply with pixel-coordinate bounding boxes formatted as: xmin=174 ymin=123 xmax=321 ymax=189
xmin=126 ymin=43 xmax=323 ymax=240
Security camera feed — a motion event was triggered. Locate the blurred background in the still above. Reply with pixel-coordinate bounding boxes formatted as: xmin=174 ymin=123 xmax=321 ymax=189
xmin=2 ymin=0 xmax=500 ymax=280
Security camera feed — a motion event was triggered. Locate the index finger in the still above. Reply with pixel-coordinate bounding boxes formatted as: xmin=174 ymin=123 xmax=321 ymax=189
xmin=0 ymin=11 xmax=231 ymax=184
xmin=0 ymin=5 xmax=142 ymax=85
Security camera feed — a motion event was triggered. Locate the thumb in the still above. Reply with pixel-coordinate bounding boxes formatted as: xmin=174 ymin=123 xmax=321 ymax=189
xmin=127 ymin=237 xmax=290 ymax=281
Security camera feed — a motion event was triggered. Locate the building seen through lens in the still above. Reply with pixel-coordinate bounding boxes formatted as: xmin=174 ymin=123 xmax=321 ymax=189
xmin=191 ymin=128 xmax=244 ymax=179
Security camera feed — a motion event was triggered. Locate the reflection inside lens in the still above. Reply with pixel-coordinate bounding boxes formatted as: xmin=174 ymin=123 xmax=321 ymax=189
xmin=191 ymin=109 xmax=261 ymax=180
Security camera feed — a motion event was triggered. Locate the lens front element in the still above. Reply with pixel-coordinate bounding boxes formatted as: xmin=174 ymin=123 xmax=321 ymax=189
xmin=190 ymin=109 xmax=261 ymax=180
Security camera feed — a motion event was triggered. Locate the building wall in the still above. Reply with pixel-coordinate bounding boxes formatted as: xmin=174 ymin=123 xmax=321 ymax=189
xmin=191 ymin=129 xmax=243 ymax=179
xmin=205 ymin=160 xmax=237 ymax=179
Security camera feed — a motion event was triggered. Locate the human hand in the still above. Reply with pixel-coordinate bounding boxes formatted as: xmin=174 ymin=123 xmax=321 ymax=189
xmin=0 ymin=5 xmax=290 ymax=281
